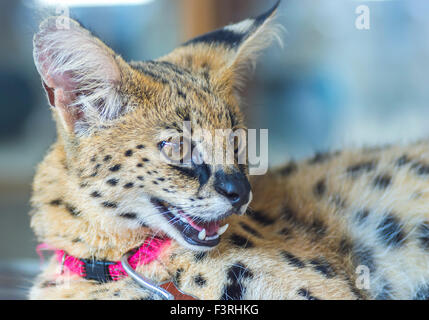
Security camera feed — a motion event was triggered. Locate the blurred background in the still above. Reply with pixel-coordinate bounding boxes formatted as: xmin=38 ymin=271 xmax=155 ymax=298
xmin=1 ymin=0 xmax=429 ymax=299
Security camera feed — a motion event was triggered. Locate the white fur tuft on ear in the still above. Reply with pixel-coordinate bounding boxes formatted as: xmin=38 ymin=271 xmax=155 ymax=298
xmin=33 ymin=17 xmax=124 ymax=134
xmin=228 ymin=14 xmax=284 ymax=91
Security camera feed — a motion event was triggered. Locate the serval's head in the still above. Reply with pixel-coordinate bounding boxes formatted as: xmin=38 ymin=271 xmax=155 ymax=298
xmin=33 ymin=1 xmax=282 ymax=251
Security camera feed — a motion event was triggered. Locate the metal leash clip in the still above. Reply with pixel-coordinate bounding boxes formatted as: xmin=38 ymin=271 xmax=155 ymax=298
xmin=60 ymin=252 xmax=66 ymax=275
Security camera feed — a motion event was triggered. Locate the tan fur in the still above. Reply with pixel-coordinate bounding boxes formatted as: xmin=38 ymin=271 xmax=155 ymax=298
xmin=29 ymin=7 xmax=429 ymax=300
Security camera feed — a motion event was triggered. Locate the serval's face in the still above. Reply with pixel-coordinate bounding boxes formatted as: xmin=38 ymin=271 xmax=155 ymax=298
xmin=33 ymin=2 xmax=280 ymax=250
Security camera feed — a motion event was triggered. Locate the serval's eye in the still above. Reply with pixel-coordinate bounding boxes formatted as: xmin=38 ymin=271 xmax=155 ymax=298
xmin=158 ymin=136 xmax=191 ymax=164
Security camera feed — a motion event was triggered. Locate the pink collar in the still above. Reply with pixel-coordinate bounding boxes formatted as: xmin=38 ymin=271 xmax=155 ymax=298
xmin=37 ymin=237 xmax=171 ymax=282
xmin=37 ymin=237 xmax=197 ymax=299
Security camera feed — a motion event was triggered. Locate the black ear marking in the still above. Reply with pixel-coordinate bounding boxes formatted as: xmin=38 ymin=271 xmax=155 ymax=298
xmin=183 ymin=0 xmax=280 ymax=48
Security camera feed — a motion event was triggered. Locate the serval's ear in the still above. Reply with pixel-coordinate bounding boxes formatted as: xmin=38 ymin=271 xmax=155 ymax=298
xmin=162 ymin=1 xmax=282 ymax=95
xmin=33 ymin=17 xmax=132 ymax=135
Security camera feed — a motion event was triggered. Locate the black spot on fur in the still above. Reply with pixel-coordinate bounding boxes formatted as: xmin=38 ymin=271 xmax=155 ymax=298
xmin=396 ymin=155 xmax=411 ymax=167
xmin=417 ymin=222 xmax=429 ymax=250
xmin=345 ymin=275 xmax=366 ymax=300
xmin=228 ymin=109 xmax=238 ymax=127
xmin=136 ymin=145 xmax=145 ymax=149
xmin=377 ymin=214 xmax=406 ymax=247
xmin=297 ymin=288 xmax=319 ymax=300
xmin=313 ymin=179 xmax=326 ymax=197
xmin=137 ymin=163 xmax=143 ymax=168
xmin=91 ymin=191 xmax=102 ymax=198
xmin=413 ymin=283 xmax=429 ymax=300
xmin=307 ymin=218 xmax=327 ymax=240
xmin=134 ymin=295 xmax=153 ymax=300
xmin=339 ymin=237 xmax=353 ymax=256
xmin=279 ymin=162 xmax=297 ymax=176
xmin=194 ymin=252 xmax=207 ymax=262
xmin=309 ymin=258 xmax=336 ymax=278
xmin=239 ymin=222 xmax=263 ymax=238
xmin=123 ymin=182 xmax=134 ymax=189
xmin=280 ymin=251 xmax=305 ymax=268
xmin=65 ymin=204 xmax=80 ymax=216
xmin=107 ymin=178 xmax=119 ymax=186
xmin=229 ymin=234 xmax=253 ymax=248
xmin=355 ymin=209 xmax=370 ymax=225
xmin=119 ymin=213 xmax=137 ymax=219
xmin=109 ymin=164 xmax=121 ymax=172
xmin=278 ymin=227 xmax=291 ymax=237
xmin=125 ymin=150 xmax=133 ymax=157
xmin=247 ymin=209 xmax=275 ymax=226
xmin=375 ymin=281 xmax=393 ymax=300
xmin=282 ymin=206 xmax=296 ymax=221
xmin=102 ymin=201 xmax=118 ymax=209
xmin=79 ymin=182 xmax=88 ymax=189
xmin=137 ymin=176 xmax=144 ymax=181
xmin=134 ymin=66 xmax=169 ymax=84
xmin=174 ymin=268 xmax=184 ymax=286
xmin=373 ymin=174 xmax=392 ymax=189
xmin=347 ymin=161 xmax=377 ymax=177
xmin=177 ymin=89 xmax=187 ymax=100
xmin=412 ymin=162 xmax=429 ymax=176
xmin=49 ymin=199 xmax=62 ymax=206
xmin=220 ymin=262 xmax=253 ymax=300
xmin=175 ymin=106 xmax=190 ymax=121
xmin=103 ymin=155 xmax=112 ymax=162
xmin=193 ymin=274 xmax=207 ymax=287
xmin=352 ymin=243 xmax=376 ymax=272
xmin=40 ymin=280 xmax=57 ymax=288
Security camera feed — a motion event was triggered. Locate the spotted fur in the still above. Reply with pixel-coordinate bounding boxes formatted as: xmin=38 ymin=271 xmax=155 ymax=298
xmin=30 ymin=2 xmax=429 ymax=300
